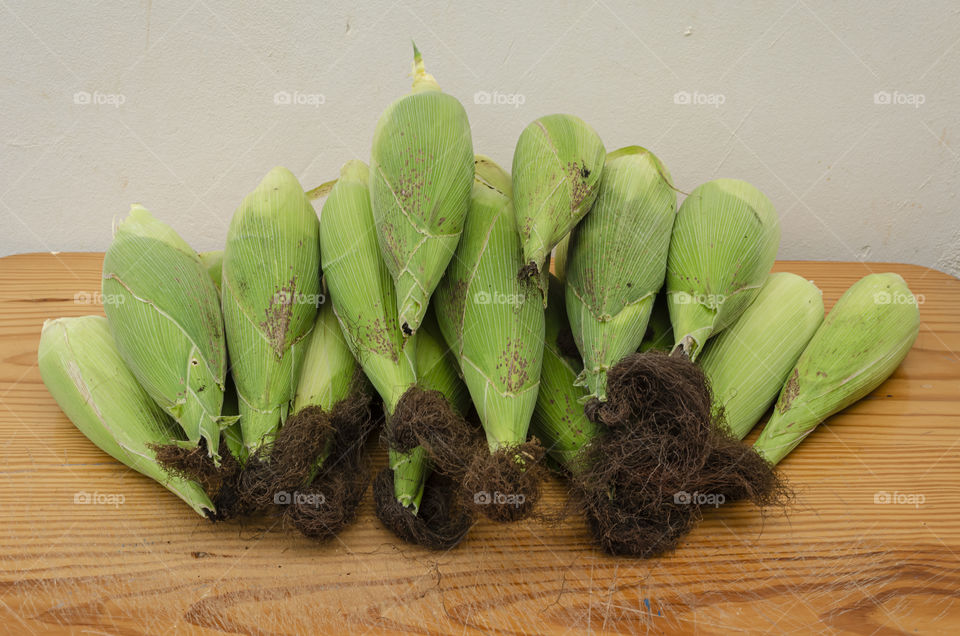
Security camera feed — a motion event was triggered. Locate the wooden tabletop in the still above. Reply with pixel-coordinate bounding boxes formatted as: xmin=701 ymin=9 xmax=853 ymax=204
xmin=1 ymin=253 xmax=958 ymax=635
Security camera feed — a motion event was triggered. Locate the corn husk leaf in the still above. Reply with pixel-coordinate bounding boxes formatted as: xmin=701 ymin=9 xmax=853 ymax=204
xmin=435 ymin=155 xmax=545 ymax=451
xmin=638 ymin=290 xmax=673 ymax=353
xmin=512 ymin=113 xmax=605 ymax=292
xmin=565 ymin=146 xmax=676 ymax=400
xmin=369 ymin=43 xmax=474 ymax=337
xmin=666 ymin=178 xmax=780 ymax=360
xmin=552 ymin=234 xmax=571 ymax=284
xmin=38 ymin=316 xmax=214 ymax=517
xmin=698 ymin=272 xmax=824 ymax=439
xmin=320 ymin=159 xmax=425 ymax=511
xmin=198 ymin=250 xmax=223 ymax=292
xmin=222 ymin=167 xmax=320 ymax=454
xmin=293 ymin=298 xmax=357 ymax=415
xmin=102 ymin=205 xmax=229 ymax=461
xmin=417 ymin=309 xmax=471 ymax=417
xmin=754 ymin=273 xmax=920 ymax=465
xmin=531 ymin=276 xmax=600 ymax=472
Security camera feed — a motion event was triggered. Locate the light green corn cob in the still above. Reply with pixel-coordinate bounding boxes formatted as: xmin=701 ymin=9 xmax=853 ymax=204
xmin=369 ymin=43 xmax=474 ymax=337
xmin=565 ymin=146 xmax=676 ymax=400
xmin=102 ymin=205 xmax=229 ymax=462
xmin=221 ymin=167 xmax=320 ymax=454
xmin=754 ymin=273 xmax=920 ymax=465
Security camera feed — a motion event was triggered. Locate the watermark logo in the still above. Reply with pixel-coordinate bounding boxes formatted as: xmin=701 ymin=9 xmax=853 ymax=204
xmin=274 ymin=490 xmax=326 ymax=507
xmin=673 ymin=291 xmax=726 ymax=307
xmin=273 ymin=90 xmax=325 ymax=107
xmin=674 ymin=490 xmax=725 ymax=507
xmin=873 ymin=91 xmax=924 ymax=108
xmin=673 ymin=90 xmax=725 ymax=108
xmin=273 ymin=290 xmax=327 ymax=307
xmin=74 ymin=291 xmax=125 ymax=306
xmin=474 ymin=290 xmax=526 ymax=306
xmin=474 ymin=490 xmax=526 ymax=508
xmin=74 ymin=490 xmax=125 ymax=507
xmin=874 ymin=491 xmax=924 ymax=508
xmin=474 ymin=90 xmax=526 ymax=108
xmin=74 ymin=91 xmax=126 ymax=108
xmin=873 ymin=291 xmax=923 ymax=305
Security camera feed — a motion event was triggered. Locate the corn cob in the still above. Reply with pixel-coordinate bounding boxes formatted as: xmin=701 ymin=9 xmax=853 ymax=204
xmin=221 ymin=167 xmax=320 ymax=454
xmin=512 ymin=114 xmax=605 ymax=291
xmin=320 ymin=159 xmax=426 ymax=511
xmin=434 ymin=155 xmax=546 ymax=521
xmin=666 ymin=179 xmax=780 ymax=360
xmin=38 ymin=316 xmax=214 ymax=517
xmin=271 ymin=298 xmax=374 ymax=539
xmin=754 ymin=273 xmax=920 ymax=465
xmin=698 ymin=272 xmax=824 ymax=439
xmin=531 ymin=275 xmax=600 ymax=473
xmin=565 ymin=146 xmax=676 ymax=400
xmin=102 ymin=205 xmax=230 ymax=462
xmin=369 ymin=43 xmax=474 ymax=337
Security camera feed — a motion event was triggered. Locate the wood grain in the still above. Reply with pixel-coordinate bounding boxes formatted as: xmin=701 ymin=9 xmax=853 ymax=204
xmin=0 ymin=253 xmax=958 ymax=635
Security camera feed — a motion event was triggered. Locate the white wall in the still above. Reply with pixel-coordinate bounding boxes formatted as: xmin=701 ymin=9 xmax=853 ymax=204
xmin=2 ymin=1 xmax=958 ymax=275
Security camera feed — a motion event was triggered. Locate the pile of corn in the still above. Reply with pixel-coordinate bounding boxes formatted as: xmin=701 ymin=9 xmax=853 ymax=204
xmin=38 ymin=45 xmax=921 ymax=555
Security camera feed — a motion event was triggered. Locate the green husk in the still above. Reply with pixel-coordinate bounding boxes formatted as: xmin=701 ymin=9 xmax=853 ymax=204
xmin=666 ymin=178 xmax=780 ymax=360
xmin=512 ymin=113 xmax=605 ymax=291
xmin=369 ymin=42 xmax=474 ymax=337
xmin=221 ymin=167 xmax=320 ymax=454
xmin=198 ymin=250 xmax=223 ymax=292
xmin=638 ymin=290 xmax=673 ymax=353
xmin=102 ymin=205 xmax=230 ymax=462
xmin=293 ymin=298 xmax=357 ymax=415
xmin=531 ymin=275 xmax=600 ymax=472
xmin=698 ymin=272 xmax=824 ymax=439
xmin=754 ymin=273 xmax=920 ymax=465
xmin=552 ymin=234 xmax=571 ymax=284
xmin=416 ymin=309 xmax=472 ymax=417
xmin=565 ymin=146 xmax=676 ymax=400
xmin=320 ymin=159 xmax=426 ymax=512
xmin=435 ymin=155 xmax=545 ymax=450
xmin=38 ymin=316 xmax=214 ymax=517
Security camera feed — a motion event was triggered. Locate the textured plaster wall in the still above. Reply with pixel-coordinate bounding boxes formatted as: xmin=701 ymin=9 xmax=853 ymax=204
xmin=1 ymin=1 xmax=957 ymax=275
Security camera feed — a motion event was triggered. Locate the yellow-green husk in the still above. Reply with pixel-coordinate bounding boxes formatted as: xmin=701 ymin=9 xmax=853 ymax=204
xmin=38 ymin=316 xmax=214 ymax=517
xmin=565 ymin=146 xmax=676 ymax=401
xmin=698 ymin=272 xmax=824 ymax=439
xmin=754 ymin=273 xmax=920 ymax=464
